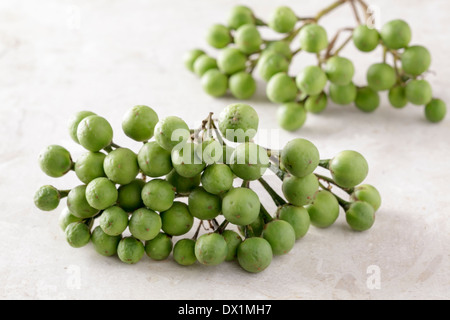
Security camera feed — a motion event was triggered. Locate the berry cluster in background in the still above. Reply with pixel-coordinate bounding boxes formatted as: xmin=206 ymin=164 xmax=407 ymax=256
xmin=34 ymin=104 xmax=381 ymax=273
xmin=184 ymin=1 xmax=447 ymax=131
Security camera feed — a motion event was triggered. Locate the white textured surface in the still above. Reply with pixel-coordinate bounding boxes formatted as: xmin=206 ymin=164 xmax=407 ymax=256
xmin=0 ymin=0 xmax=449 ymax=300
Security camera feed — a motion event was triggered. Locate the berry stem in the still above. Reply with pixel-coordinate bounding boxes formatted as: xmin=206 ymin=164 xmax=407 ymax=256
xmin=318 ymin=159 xmax=330 ymax=169
xmin=103 ymin=145 xmax=113 ymax=153
xmin=349 ymin=0 xmax=362 ymax=25
xmin=268 ymin=163 xmax=287 ymax=181
xmin=260 ymin=203 xmax=274 ymax=223
xmin=315 ymin=173 xmax=352 ymax=195
xmin=58 ymin=190 xmax=71 ymax=198
xmin=110 ymin=142 xmax=122 ymax=149
xmin=318 ymin=181 xmax=351 ymax=210
xmin=192 ymin=220 xmax=204 ymax=240
xmin=215 ymin=219 xmax=229 ymax=234
xmin=315 ymin=0 xmax=348 ymax=21
xmin=258 ymin=177 xmax=287 ymax=207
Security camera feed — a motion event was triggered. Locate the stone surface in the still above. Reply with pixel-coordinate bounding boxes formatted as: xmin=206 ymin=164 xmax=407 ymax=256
xmin=0 ymin=0 xmax=449 ymax=300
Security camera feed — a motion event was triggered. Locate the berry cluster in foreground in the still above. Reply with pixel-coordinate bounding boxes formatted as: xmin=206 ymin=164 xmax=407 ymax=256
xmin=35 ymin=104 xmax=381 ymax=273
xmin=185 ymin=2 xmax=446 ymax=131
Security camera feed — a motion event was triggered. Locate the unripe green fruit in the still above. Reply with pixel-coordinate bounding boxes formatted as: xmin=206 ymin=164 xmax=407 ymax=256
xmin=266 ymin=72 xmax=298 ymax=104
xmin=425 ymin=98 xmax=446 ymax=123
xmin=388 ymin=86 xmax=408 ymax=109
xmin=206 ymin=24 xmax=232 ymax=49
xmin=299 ymin=24 xmax=328 ymax=53
xmin=269 ymin=6 xmax=298 ymax=33
xmin=306 ymin=190 xmax=340 ymax=228
xmin=367 ymin=63 xmax=397 ymax=92
xmin=237 ymin=237 xmax=273 ymax=273
xmin=281 ymin=138 xmax=320 ymax=178
xmin=296 ymin=65 xmax=328 ymax=96
xmin=34 ymin=185 xmax=61 ymax=211
xmin=219 ymin=103 xmax=259 ymax=143
xmin=67 ymin=185 xmax=99 ymax=219
xmin=352 ymin=25 xmax=380 ymax=52
xmin=195 ymin=233 xmax=228 ymax=266
xmin=201 ymin=69 xmax=228 ymax=97
xmin=235 ymin=24 xmax=262 ymax=54
xmin=154 ymin=116 xmax=190 ymax=152
xmin=65 ymin=222 xmax=91 ymax=248
xmin=222 ymin=187 xmax=260 ymax=226
xmin=145 ymin=232 xmax=173 ymax=261
xmin=222 ymin=230 xmax=243 ymax=261
xmin=325 ymin=56 xmax=355 ymax=86
xmin=68 ymin=111 xmax=96 ymax=144
xmin=262 ymin=220 xmax=296 ymax=255
xmin=173 ymin=239 xmax=197 ymax=266
xmin=172 ymin=143 xmax=206 ymax=178
xmin=277 ymin=102 xmax=307 ymax=131
xmin=279 ymin=205 xmax=310 ymax=239
xmin=230 ymin=142 xmax=270 ymax=181
xmin=104 ymin=148 xmax=139 ymax=185
xmin=228 ymin=5 xmax=255 ymax=30
xmin=77 ymin=115 xmax=113 ymax=152
xmin=129 ymin=208 xmax=162 ymax=241
xmin=264 ymin=41 xmax=292 ymax=60
xmin=351 ymin=184 xmax=382 ymax=212
xmin=188 ymin=187 xmax=221 ymax=220
xmin=305 ymin=93 xmax=328 ymax=114
xmin=99 ymin=206 xmax=129 ymax=236
xmin=329 ymin=150 xmax=369 ymax=188
xmin=345 ymin=201 xmax=375 ymax=231
xmin=201 ymin=164 xmax=234 ymax=195
xmin=184 ymin=49 xmax=205 ymax=72
xmin=166 ymin=170 xmax=201 ymax=195
xmin=117 ymin=179 xmax=145 ymax=213
xmin=137 ymin=141 xmax=173 ymax=178
xmin=257 ymin=52 xmax=290 ymax=82
xmin=141 ymin=179 xmax=175 ymax=212
xmin=122 ymin=105 xmax=159 ymax=142
xmin=329 ymin=82 xmax=357 ymax=105
xmin=117 ymin=237 xmax=145 ymax=264
xmin=405 ymin=79 xmax=433 ymax=106
xmin=355 ymin=87 xmax=380 ymax=113
xmin=380 ymin=19 xmax=411 ymax=50
xmin=58 ymin=207 xmax=83 ymax=232
xmin=91 ymin=226 xmax=121 ymax=257
xmin=193 ymin=55 xmax=218 ymax=76
xmin=217 ymin=47 xmax=247 ymax=75
xmin=229 ymin=72 xmax=257 ymax=100
xmin=401 ymin=45 xmax=431 ymax=76
xmin=282 ymin=173 xmax=319 ymax=207
xmin=160 ymin=202 xmax=194 ymax=236
xmin=75 ymin=152 xmax=106 ymax=184
xmin=85 ymin=177 xmax=118 ymax=211
xmin=38 ymin=145 xmax=73 ymax=178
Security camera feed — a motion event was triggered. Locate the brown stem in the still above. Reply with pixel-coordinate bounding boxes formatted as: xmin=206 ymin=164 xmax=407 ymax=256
xmin=349 ymin=0 xmax=362 ymax=24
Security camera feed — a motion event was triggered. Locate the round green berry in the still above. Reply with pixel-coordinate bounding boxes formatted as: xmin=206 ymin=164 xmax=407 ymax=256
xmin=329 ymin=82 xmax=357 ymax=105
xmin=329 ymin=150 xmax=369 ymax=188
xmin=262 ymin=220 xmax=296 ymax=255
xmin=154 ymin=116 xmax=190 ymax=152
xmin=206 ymin=24 xmax=232 ymax=49
xmin=237 ymin=237 xmax=273 ymax=273
xmin=104 ymin=148 xmax=139 ymax=185
xmin=425 ymin=98 xmax=447 ymax=123
xmin=266 ymin=72 xmax=298 ymax=104
xmin=85 ymin=177 xmax=118 ymax=211
xmin=129 ymin=208 xmax=162 ymax=242
xmin=352 ymin=25 xmax=380 ymax=52
xmin=345 ymin=201 xmax=375 ymax=231
xmin=99 ymin=206 xmax=128 ymax=236
xmin=59 ymin=207 xmax=83 ymax=232
xmin=269 ymin=6 xmax=297 ymax=33
xmin=282 ymin=173 xmax=319 ymax=207
xmin=230 ymin=142 xmax=269 ymax=181
xmin=34 ymin=185 xmax=61 ymax=211
xmin=229 ymin=72 xmax=257 ymax=100
xmin=145 ymin=232 xmax=173 ymax=261
xmin=351 ymin=184 xmax=382 ymax=212
xmin=38 ymin=145 xmax=73 ymax=178
xmin=160 ymin=202 xmax=194 ymax=236
xmin=122 ymin=105 xmax=159 ymax=142
xmin=380 ymin=19 xmax=411 ymax=50
xmin=277 ymin=102 xmax=307 ymax=131
xmin=172 ymin=143 xmax=206 ymax=178
xmin=68 ymin=111 xmax=96 ymax=144
xmin=281 ymin=138 xmax=320 ymax=178
xmin=257 ymin=52 xmax=290 ymax=82
xmin=67 ymin=185 xmax=99 ymax=219
xmin=299 ymin=24 xmax=328 ymax=53
xmin=173 ymin=239 xmax=197 ymax=266
xmin=388 ymin=86 xmax=408 ymax=109
xmin=91 ymin=226 xmax=121 ymax=257
xmin=65 ymin=222 xmax=91 ymax=248
xmin=279 ymin=205 xmax=310 ymax=239
xmin=222 ymin=187 xmax=260 ymax=226
xmin=75 ymin=152 xmax=106 ymax=184
xmin=195 ymin=138 xmax=223 ymax=165
xmin=188 ymin=187 xmax=221 ymax=220
xmin=355 ymin=86 xmax=380 ymax=112
xmin=405 ymin=79 xmax=433 ymax=106
xmin=264 ymin=41 xmax=292 ymax=60
xmin=193 ymin=55 xmax=218 ymax=76
xmin=228 ymin=5 xmax=255 ymax=30
xmin=401 ymin=45 xmax=431 ymax=76
xmin=217 ymin=47 xmax=247 ymax=75
xmin=117 ymin=179 xmax=145 ymax=213
xmin=141 ymin=179 xmax=175 ymax=212
xmin=77 ymin=115 xmax=113 ymax=152
xmin=235 ymin=24 xmax=262 ymax=54
xmin=222 ymin=230 xmax=243 ymax=261
xmin=325 ymin=56 xmax=355 ymax=86
xmin=238 ymin=214 xmax=265 ymax=237
xmin=306 ymin=190 xmax=340 ymax=228
xmin=296 ymin=65 xmax=328 ymax=96
xmin=184 ymin=49 xmax=205 ymax=72
xmin=219 ymin=103 xmax=259 ymax=143
xmin=201 ymin=164 xmax=234 ymax=195
xmin=305 ymin=92 xmax=328 ymax=114
xmin=166 ymin=170 xmax=201 ymax=195
xmin=195 ymin=233 xmax=228 ymax=266
xmin=367 ymin=63 xmax=396 ymax=91
xmin=137 ymin=141 xmax=172 ymax=178
xmin=117 ymin=237 xmax=145 ymax=264
xmin=201 ymin=69 xmax=228 ymax=97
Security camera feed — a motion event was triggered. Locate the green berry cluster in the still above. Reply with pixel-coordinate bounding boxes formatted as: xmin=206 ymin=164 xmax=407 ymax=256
xmin=35 ymin=104 xmax=380 ymax=273
xmin=185 ymin=2 xmax=446 ymax=131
